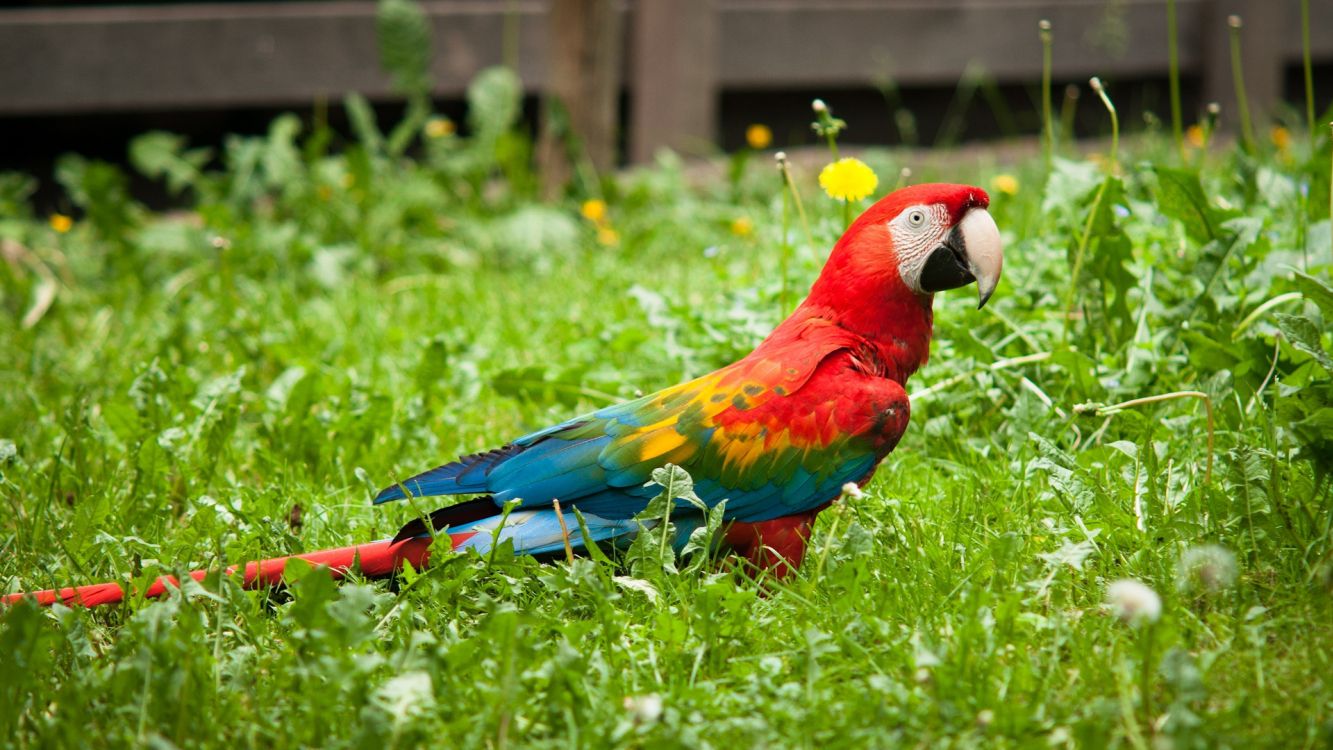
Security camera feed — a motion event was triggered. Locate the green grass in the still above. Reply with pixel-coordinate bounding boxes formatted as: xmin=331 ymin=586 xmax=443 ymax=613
xmin=2 ymin=80 xmax=1333 ymax=747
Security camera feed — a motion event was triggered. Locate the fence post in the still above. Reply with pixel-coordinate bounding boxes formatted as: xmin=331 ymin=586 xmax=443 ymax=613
xmin=537 ymin=0 xmax=623 ymax=196
xmin=630 ymin=0 xmax=718 ymax=163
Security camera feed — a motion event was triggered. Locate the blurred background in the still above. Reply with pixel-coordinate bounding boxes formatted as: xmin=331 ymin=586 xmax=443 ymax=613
xmin=2 ymin=0 xmax=1332 ymax=208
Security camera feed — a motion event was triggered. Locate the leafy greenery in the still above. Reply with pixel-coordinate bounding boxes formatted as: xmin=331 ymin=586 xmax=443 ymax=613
xmin=2 ymin=65 xmax=1332 ymax=748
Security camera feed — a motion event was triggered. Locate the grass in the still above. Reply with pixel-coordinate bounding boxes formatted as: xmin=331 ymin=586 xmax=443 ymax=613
xmin=2 ymin=69 xmax=1333 ymax=747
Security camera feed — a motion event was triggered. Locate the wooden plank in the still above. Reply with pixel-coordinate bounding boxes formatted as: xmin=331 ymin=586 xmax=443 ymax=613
xmin=630 ymin=0 xmax=719 ymax=162
xmin=0 ymin=1 xmax=549 ymax=114
xmin=715 ymin=0 xmax=1211 ymax=87
xmin=0 ymin=0 xmax=1330 ymax=119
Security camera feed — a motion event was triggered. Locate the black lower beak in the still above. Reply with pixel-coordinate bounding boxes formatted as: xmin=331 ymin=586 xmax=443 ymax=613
xmin=919 ymin=226 xmax=975 ymax=293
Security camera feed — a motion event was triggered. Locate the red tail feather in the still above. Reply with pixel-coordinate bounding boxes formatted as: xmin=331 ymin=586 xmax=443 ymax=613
xmin=0 ymin=533 xmax=479 ymax=608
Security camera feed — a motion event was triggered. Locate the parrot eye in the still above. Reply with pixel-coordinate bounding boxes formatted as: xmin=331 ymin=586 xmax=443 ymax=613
xmin=907 ymin=210 xmax=926 ymax=227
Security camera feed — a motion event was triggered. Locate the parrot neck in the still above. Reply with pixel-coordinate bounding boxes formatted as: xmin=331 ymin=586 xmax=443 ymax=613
xmin=784 ymin=235 xmax=935 ymax=383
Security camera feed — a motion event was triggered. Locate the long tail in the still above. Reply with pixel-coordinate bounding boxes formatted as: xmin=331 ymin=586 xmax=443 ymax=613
xmin=0 ymin=532 xmax=476 ymax=608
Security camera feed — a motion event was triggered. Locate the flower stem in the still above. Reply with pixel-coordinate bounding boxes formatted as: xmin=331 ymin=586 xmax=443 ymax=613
xmin=1141 ymin=625 xmax=1157 ymax=734
xmin=1062 ymin=176 xmax=1109 ymax=343
xmin=1039 ymin=20 xmax=1054 ymax=168
xmin=778 ymin=153 xmax=792 ymax=313
xmin=1301 ymin=0 xmax=1315 ymax=137
xmin=1059 ymin=84 xmax=1080 ymax=143
xmin=1228 ymin=16 xmax=1255 ymax=149
xmin=1090 ymin=77 xmax=1120 ymax=172
xmin=1166 ymin=0 xmax=1184 ymax=159
xmin=1077 ymin=391 xmax=1215 ymax=485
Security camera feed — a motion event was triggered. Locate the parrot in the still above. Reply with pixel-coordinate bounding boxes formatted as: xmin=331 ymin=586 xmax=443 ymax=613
xmin=4 ymin=182 xmax=1001 ymax=607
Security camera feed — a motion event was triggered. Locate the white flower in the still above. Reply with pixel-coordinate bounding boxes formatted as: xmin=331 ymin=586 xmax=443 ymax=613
xmin=1106 ymin=579 xmax=1162 ymax=625
xmin=812 ymin=98 xmax=828 ymax=113
xmin=841 ymin=482 xmax=864 ymax=500
xmin=623 ymin=693 xmax=662 ymax=724
xmin=1176 ymin=545 xmax=1237 ymax=593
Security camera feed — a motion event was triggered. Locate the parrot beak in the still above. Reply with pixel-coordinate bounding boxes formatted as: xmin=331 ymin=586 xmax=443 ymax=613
xmin=917 ymin=207 xmax=1004 ymax=308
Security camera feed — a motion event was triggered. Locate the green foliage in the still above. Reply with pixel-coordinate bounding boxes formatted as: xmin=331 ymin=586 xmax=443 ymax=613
xmin=0 ymin=78 xmax=1331 ymax=749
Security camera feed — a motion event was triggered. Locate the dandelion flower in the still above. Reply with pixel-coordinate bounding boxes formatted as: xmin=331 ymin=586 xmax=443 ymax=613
xmin=990 ymin=174 xmax=1019 ymax=196
xmin=623 ymin=694 xmax=662 ymax=724
xmin=745 ymin=124 xmax=772 ymax=150
xmin=581 ymin=199 xmax=608 ymax=223
xmin=49 ymin=214 xmax=72 ymax=233
xmin=819 ymin=158 xmax=878 ymax=202
xmin=1270 ymin=126 xmax=1291 ymax=153
xmin=1185 ymin=125 xmax=1205 ymax=149
xmin=1176 ymin=544 xmax=1237 ymax=593
xmin=424 ymin=117 xmax=455 ymax=138
xmin=840 ymin=482 xmax=864 ymax=500
xmin=1106 ymin=579 xmax=1161 ymax=625
xmin=596 ymin=225 xmax=619 ymax=247
xmin=730 ymin=216 xmax=754 ymax=237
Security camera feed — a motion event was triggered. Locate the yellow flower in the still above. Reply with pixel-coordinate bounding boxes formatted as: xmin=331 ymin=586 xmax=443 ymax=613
xmin=745 ymin=124 xmax=772 ymax=150
xmin=990 ymin=174 xmax=1019 ymax=196
xmin=730 ymin=216 xmax=754 ymax=237
xmin=596 ymin=225 xmax=619 ymax=246
xmin=1270 ymin=126 xmax=1291 ymax=153
xmin=818 ymin=158 xmax=878 ymax=202
xmin=425 ymin=117 xmax=456 ymax=138
xmin=581 ymin=199 xmax=608 ymax=223
xmin=49 ymin=214 xmax=72 ymax=233
xmin=1185 ymin=124 xmax=1205 ymax=148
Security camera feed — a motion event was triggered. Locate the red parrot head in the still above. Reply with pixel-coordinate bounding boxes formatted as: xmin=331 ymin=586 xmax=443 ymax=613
xmin=793 ymin=183 xmax=1004 ymax=380
xmin=812 ymin=182 xmax=1004 ymax=311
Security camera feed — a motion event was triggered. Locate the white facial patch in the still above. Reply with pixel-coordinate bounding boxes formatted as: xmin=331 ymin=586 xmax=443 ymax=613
xmin=889 ymin=203 xmax=953 ymax=293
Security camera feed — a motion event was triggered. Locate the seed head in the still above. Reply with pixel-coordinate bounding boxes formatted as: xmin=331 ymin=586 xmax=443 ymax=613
xmin=1106 ymin=579 xmax=1162 ymax=625
xmin=622 ymin=693 xmax=663 ymax=724
xmin=1176 ymin=544 xmax=1237 ymax=593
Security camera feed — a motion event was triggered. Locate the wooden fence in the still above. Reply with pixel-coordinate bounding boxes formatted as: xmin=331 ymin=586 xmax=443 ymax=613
xmin=1 ymin=0 xmax=1330 ymax=161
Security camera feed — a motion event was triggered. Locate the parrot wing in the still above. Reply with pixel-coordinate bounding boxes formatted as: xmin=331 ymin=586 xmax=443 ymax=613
xmin=374 ymin=320 xmax=909 ymax=523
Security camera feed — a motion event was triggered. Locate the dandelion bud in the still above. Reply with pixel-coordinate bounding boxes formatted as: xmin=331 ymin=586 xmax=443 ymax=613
xmin=1227 ymin=14 xmax=1242 ymax=28
xmin=774 ymin=151 xmax=788 ymax=167
xmin=1106 ymin=579 xmax=1162 ymax=625
xmin=1038 ymin=19 xmax=1051 ymax=33
xmin=1089 ymin=77 xmax=1104 ymax=94
xmin=1207 ymin=102 xmax=1221 ymax=115
xmin=1064 ymin=83 xmax=1080 ymax=101
xmin=812 ymin=99 xmax=828 ymax=113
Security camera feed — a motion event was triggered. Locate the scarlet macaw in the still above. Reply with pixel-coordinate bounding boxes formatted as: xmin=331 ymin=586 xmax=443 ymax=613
xmin=372 ymin=182 xmax=1003 ymax=575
